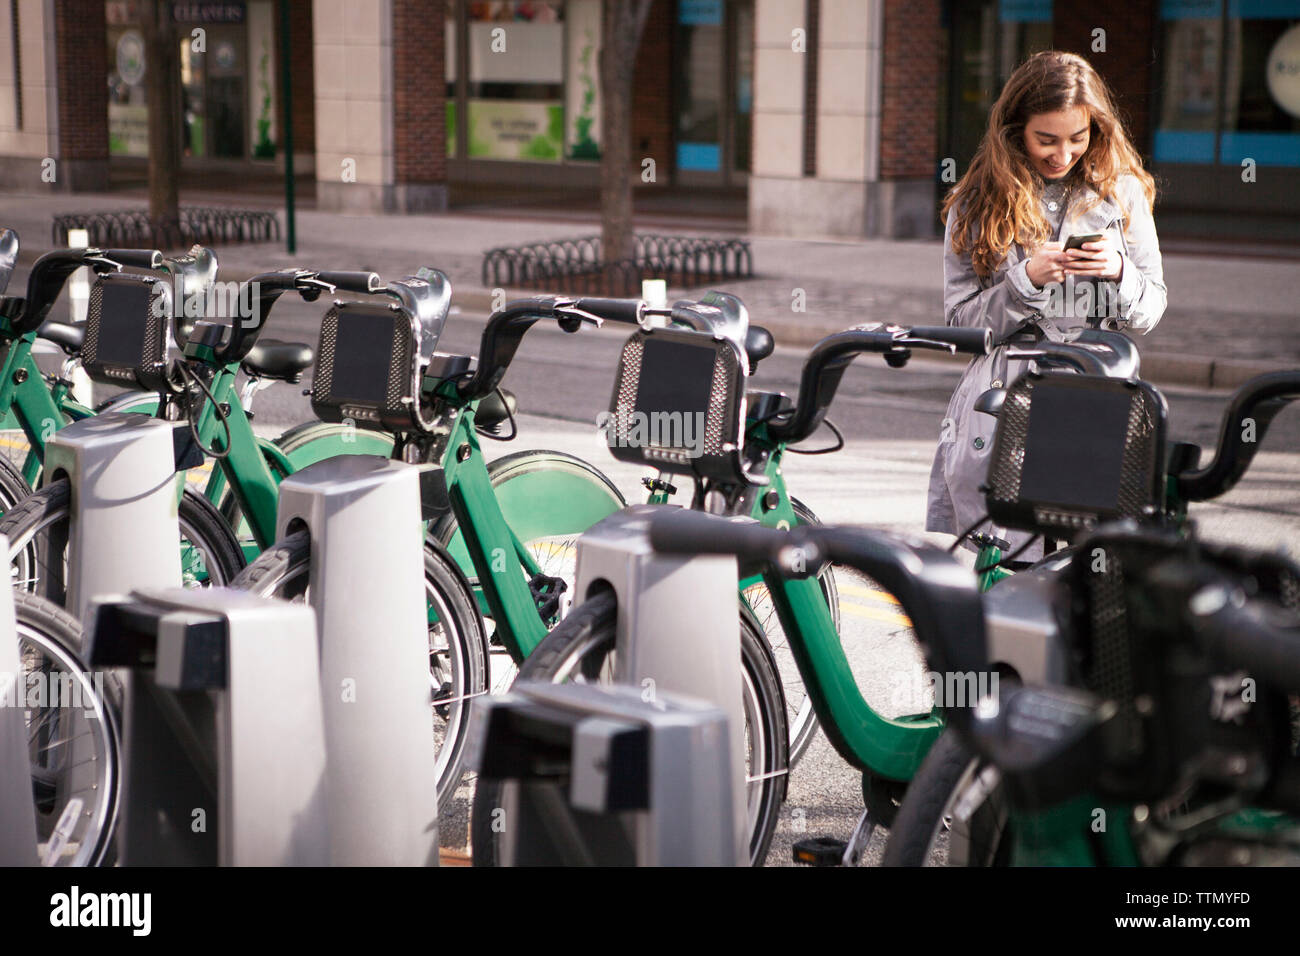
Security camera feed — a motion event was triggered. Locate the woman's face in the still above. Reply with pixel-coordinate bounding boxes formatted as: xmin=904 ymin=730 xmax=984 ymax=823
xmin=1022 ymin=107 xmax=1090 ymax=179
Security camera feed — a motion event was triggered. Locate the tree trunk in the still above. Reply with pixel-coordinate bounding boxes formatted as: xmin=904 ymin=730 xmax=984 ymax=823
xmin=599 ymin=0 xmax=653 ymax=268
xmin=140 ymin=0 xmax=181 ymax=247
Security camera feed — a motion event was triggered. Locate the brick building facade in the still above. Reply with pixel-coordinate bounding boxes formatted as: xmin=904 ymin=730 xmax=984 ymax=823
xmin=2 ymin=0 xmax=1296 ymax=238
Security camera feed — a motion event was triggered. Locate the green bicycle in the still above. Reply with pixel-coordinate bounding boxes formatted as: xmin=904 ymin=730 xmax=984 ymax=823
xmin=232 ymin=284 xmax=635 ymax=811
xmin=472 ymin=316 xmax=993 ymax=864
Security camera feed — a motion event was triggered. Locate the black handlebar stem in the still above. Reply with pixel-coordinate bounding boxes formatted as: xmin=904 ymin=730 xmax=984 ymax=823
xmin=1175 ymin=371 xmax=1300 ymax=503
xmin=456 ymin=296 xmax=600 ymax=401
xmin=764 ymin=328 xmax=902 ymax=444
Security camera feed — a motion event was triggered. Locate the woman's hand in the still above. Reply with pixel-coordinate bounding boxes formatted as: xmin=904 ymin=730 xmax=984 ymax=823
xmin=1025 ymin=241 xmax=1067 ymax=289
xmin=1064 ymin=237 xmax=1123 ymax=281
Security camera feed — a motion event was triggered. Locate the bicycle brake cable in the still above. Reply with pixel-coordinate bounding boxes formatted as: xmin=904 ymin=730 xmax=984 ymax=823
xmin=786 ymin=418 xmax=844 ymax=456
xmin=176 ymin=360 xmax=232 ymax=460
xmin=476 ymin=386 xmax=518 ymax=442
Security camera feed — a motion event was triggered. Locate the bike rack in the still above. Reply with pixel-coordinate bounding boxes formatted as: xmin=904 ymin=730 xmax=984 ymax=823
xmin=272 ymin=456 xmax=441 ymax=866
xmin=0 ymin=561 xmax=39 ymax=865
xmin=41 ymin=412 xmax=201 ymax=623
xmin=473 ymin=503 xmax=747 ymax=865
xmin=86 ymin=588 xmax=328 ymax=865
xmin=472 ymin=681 xmax=739 ymax=866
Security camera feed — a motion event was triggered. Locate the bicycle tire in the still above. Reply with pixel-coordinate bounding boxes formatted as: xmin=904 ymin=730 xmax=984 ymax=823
xmin=881 ymin=727 xmax=1009 ymax=867
xmin=470 ymin=589 xmax=789 ymax=866
xmin=0 ymin=452 xmax=31 ymax=513
xmin=2 ymin=478 xmax=246 ymax=606
xmin=231 ymin=529 xmax=489 ymax=816
xmin=17 ymin=591 xmax=120 ymax=866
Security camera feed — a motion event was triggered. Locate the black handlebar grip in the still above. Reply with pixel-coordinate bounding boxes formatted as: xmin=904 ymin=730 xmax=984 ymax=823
xmin=648 ymin=509 xmax=811 ymax=568
xmin=906 ymin=326 xmax=992 ymax=355
xmin=103 ymin=249 xmax=164 ymax=270
xmin=315 ymin=270 xmax=382 ymax=294
xmin=1198 ymin=593 xmax=1300 ymax=691
xmin=568 ymin=297 xmax=644 ymax=325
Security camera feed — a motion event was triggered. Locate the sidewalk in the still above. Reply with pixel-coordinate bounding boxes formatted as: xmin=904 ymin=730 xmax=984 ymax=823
xmin=3 ymin=187 xmax=1297 ymax=389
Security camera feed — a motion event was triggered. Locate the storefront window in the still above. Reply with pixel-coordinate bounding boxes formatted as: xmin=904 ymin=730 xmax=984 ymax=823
xmin=675 ymin=0 xmax=725 ymax=172
xmin=941 ymin=0 xmax=1052 ymax=174
xmin=466 ymin=1 xmax=566 ymax=162
xmin=1155 ymin=0 xmax=1300 ymax=166
xmin=108 ymin=2 xmax=149 ymax=157
xmin=106 ymin=0 xmax=260 ymax=162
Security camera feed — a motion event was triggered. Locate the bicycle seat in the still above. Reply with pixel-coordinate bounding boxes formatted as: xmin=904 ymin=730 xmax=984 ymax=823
xmin=38 ymin=320 xmax=86 ymax=355
xmin=745 ymin=325 xmax=774 ymax=372
xmin=475 ymin=387 xmax=517 ymax=430
xmin=242 ymin=338 xmax=314 ymax=382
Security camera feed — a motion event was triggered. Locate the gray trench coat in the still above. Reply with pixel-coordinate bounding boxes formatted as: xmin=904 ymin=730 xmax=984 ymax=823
xmin=925 ymin=173 xmax=1168 ymax=554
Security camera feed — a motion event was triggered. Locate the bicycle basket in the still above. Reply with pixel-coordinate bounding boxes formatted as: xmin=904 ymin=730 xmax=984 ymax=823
xmin=984 ymin=371 xmax=1167 ymax=538
xmin=310 ymin=299 xmax=425 ymax=433
xmin=82 ymin=271 xmax=172 ymax=391
xmin=605 ymin=326 xmax=747 ymax=484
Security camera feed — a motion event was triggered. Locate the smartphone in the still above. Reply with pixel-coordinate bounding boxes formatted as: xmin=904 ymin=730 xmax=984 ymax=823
xmin=1063 ymin=233 xmax=1104 ymax=251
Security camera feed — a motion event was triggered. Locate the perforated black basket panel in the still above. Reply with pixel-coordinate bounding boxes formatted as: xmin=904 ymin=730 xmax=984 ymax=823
xmin=985 ymin=372 xmax=1166 ymax=537
xmin=311 ymin=301 xmax=418 ymax=432
xmin=605 ymin=327 xmax=747 ymax=484
xmin=82 ymin=272 xmax=170 ymax=391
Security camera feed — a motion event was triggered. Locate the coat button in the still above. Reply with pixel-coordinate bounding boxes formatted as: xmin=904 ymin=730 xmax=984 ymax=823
xmin=992 ymin=379 xmax=1003 ymax=388
xmin=973 ymin=437 xmax=985 ymax=450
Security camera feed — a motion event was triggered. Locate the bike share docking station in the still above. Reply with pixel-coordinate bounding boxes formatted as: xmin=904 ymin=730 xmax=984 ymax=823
xmin=469 ymin=296 xmax=763 ymax=866
xmin=47 ymin=262 xmax=439 ymax=864
xmin=0 ymin=557 xmax=39 ymax=865
xmin=471 ymin=505 xmax=747 ymax=867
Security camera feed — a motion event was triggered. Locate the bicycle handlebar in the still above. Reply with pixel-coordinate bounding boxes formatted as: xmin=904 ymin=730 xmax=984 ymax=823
xmin=1174 ymin=371 xmax=1300 ymax=503
xmin=453 ymin=296 xmax=643 ymax=401
xmin=1192 ymin=581 xmax=1300 ymax=691
xmin=646 ymin=509 xmax=989 ymax=691
xmin=765 ymin=324 xmax=992 ymax=444
xmin=16 ymin=247 xmax=160 ymax=335
xmin=103 ymin=248 xmax=165 ymax=270
xmin=563 ymin=297 xmax=645 ymax=326
xmin=314 ymin=271 xmax=383 ymax=295
xmin=1004 ymin=342 xmax=1109 ymax=375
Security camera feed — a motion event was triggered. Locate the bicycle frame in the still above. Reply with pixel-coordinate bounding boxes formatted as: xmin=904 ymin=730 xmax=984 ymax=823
xmin=436 ymin=395 xmax=621 ymax=662
xmin=643 ymin=410 xmax=942 ymax=782
xmin=0 ymin=332 xmax=95 ymax=485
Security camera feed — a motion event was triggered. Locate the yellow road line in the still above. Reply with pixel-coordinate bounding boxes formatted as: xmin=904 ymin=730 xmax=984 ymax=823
xmin=841 ymin=602 xmax=913 ymax=628
xmin=839 ymin=582 xmax=902 ymax=606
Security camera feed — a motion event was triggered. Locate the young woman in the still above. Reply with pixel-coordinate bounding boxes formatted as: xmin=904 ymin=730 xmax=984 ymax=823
xmin=926 ymin=50 xmax=1167 ymax=559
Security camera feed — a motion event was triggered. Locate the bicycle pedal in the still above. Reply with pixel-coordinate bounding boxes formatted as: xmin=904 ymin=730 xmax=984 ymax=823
xmin=792 ymin=837 xmax=847 ymax=867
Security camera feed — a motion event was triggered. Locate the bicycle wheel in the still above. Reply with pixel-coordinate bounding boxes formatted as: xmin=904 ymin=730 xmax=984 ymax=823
xmin=17 ymin=592 xmax=120 ymax=866
xmin=741 ymin=496 xmax=839 ymax=766
xmin=0 ymin=452 xmax=31 ymax=514
xmin=431 ymin=449 xmax=626 ymax=696
xmin=470 ymin=589 xmax=789 ymax=866
xmin=881 ymin=727 xmax=1010 ymax=867
xmin=2 ymin=478 xmax=245 ymax=606
xmin=231 ymin=530 xmax=489 ymax=815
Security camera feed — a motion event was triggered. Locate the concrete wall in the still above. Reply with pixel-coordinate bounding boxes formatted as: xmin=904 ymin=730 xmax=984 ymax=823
xmin=313 ymin=0 xmax=395 ymax=213
xmin=749 ymin=0 xmax=938 ymax=239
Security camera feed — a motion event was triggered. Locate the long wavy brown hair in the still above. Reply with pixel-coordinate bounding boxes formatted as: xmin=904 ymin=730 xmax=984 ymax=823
xmin=943 ymin=50 xmax=1156 ymax=280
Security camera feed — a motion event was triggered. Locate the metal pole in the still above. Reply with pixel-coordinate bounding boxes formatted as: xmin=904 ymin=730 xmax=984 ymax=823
xmin=280 ymin=0 xmax=296 ymax=253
